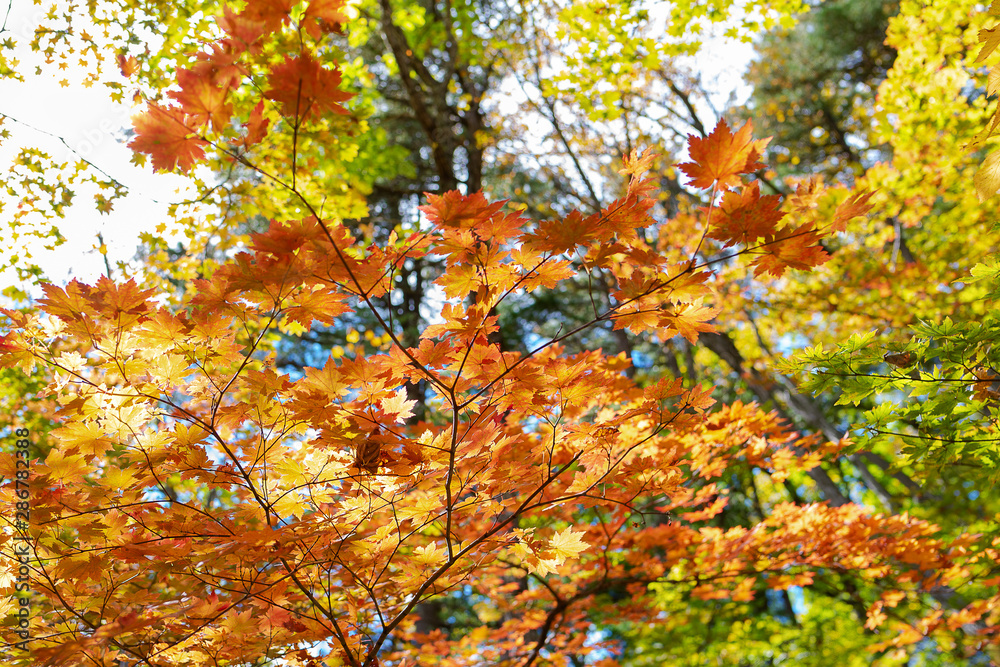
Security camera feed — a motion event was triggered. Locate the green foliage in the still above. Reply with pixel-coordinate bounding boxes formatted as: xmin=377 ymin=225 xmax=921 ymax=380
xmin=621 ymin=585 xmax=877 ymax=666
xmin=786 ymin=270 xmax=1000 ymax=485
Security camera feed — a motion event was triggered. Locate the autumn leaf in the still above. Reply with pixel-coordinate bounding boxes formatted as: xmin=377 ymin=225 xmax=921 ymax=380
xmin=305 ymin=0 xmax=348 ymax=24
xmin=679 ymin=119 xmax=769 ymax=190
xmin=975 ymin=148 xmax=1000 ymax=201
xmin=129 ymin=103 xmax=207 ymax=172
xmin=411 ymin=542 xmax=446 ymax=567
xmin=978 ymin=24 xmax=1000 ymax=62
xmin=243 ymin=100 xmax=270 ymax=146
xmin=116 ymin=52 xmax=139 ymax=77
xmin=707 ymin=180 xmax=784 ymax=246
xmin=750 ymin=222 xmax=829 ymax=277
xmin=380 ymin=389 xmax=416 ymax=423
xmin=548 ymin=527 xmax=589 ymax=560
xmin=420 ymin=190 xmax=506 ymax=230
xmin=265 ymin=53 xmax=353 ymax=121
xmin=658 ymin=300 xmax=720 ymax=342
xmin=170 ymin=68 xmax=234 ymax=129
xmin=11 ymin=3 xmax=999 ymax=664
xmin=831 ymin=190 xmax=875 ymax=232
xmin=303 ymin=0 xmax=348 ymax=37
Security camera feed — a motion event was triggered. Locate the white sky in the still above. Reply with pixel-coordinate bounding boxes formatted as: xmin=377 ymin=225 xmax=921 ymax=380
xmin=0 ymin=0 xmax=196 ymax=294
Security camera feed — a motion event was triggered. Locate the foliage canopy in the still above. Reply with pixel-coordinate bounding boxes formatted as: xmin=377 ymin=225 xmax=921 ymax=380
xmin=2 ymin=0 xmax=1000 ymax=665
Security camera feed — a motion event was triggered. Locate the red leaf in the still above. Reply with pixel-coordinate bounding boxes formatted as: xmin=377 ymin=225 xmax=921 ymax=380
xmin=304 ymin=0 xmax=348 ymax=36
xmin=191 ymin=42 xmax=249 ymax=90
xmin=0 ymin=333 xmax=17 ymax=353
xmin=239 ymin=0 xmax=296 ymax=32
xmin=420 ymin=190 xmax=506 ymax=229
xmin=750 ymin=222 xmax=830 ymax=277
xmin=216 ymin=6 xmax=268 ymax=51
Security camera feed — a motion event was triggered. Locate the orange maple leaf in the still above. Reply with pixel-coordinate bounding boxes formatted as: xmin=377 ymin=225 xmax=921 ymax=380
xmin=304 ymin=0 xmax=348 ymax=37
xmin=750 ymin=223 xmax=830 ymax=277
xmin=216 ymin=6 xmax=269 ymax=51
xmin=0 ymin=333 xmax=17 ymax=353
xmin=707 ymin=181 xmax=784 ymax=247
xmin=679 ymin=120 xmax=769 ymax=190
xmin=240 ymin=0 xmax=296 ymax=31
xmin=116 ymin=53 xmax=139 ymax=77
xmin=265 ymin=53 xmax=353 ymax=121
xmin=305 ymin=0 xmax=348 ymax=24
xmin=129 ymin=103 xmax=207 ymax=172
xmin=170 ymin=69 xmax=233 ymax=129
xmin=420 ymin=190 xmax=506 ymax=229
xmin=831 ymin=190 xmax=875 ymax=232
xmin=658 ymin=300 xmax=720 ymax=343
xmin=243 ymin=100 xmax=270 ymax=146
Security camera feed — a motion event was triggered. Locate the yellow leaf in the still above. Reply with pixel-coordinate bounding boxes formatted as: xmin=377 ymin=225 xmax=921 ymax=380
xmin=979 ymin=25 xmax=1000 ymax=63
xmin=222 ymin=609 xmax=257 ymax=637
xmin=411 ymin=542 xmax=445 ymax=567
xmin=974 ymin=148 xmax=1000 ymax=201
xmin=548 ymin=527 xmax=589 ymax=560
xmin=381 ymin=389 xmax=416 ymax=423
xmin=45 ymin=448 xmax=93 ymax=483
xmin=989 ymin=67 xmax=1000 ymax=98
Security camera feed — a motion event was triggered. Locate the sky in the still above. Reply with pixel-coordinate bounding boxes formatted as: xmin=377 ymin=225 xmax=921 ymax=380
xmin=0 ymin=0 xmax=756 ymax=296
xmin=0 ymin=0 xmax=197 ymax=293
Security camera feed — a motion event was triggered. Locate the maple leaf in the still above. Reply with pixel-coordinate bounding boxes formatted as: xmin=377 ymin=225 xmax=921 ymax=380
xmin=975 ymin=148 xmax=1000 ymax=201
xmin=523 ymin=210 xmax=601 ymax=253
xmin=305 ymin=0 xmax=348 ymax=24
xmin=618 ymin=148 xmax=660 ymax=198
xmin=420 ymin=190 xmax=506 ymax=230
xmin=990 ymin=67 xmax=1000 ymax=98
xmin=678 ymin=120 xmax=769 ymax=190
xmin=411 ymin=542 xmax=446 ymax=567
xmin=658 ymin=300 xmax=720 ymax=342
xmin=304 ymin=0 xmax=348 ymax=37
xmin=380 ymin=389 xmax=417 ymax=423
xmin=116 ymin=53 xmax=139 ymax=77
xmin=0 ymin=333 xmax=17 ymax=353
xmin=129 ymin=103 xmax=207 ymax=172
xmin=707 ymin=181 xmax=784 ymax=247
xmin=85 ymin=276 xmax=156 ymax=323
xmin=435 ymin=262 xmax=481 ymax=299
xmin=170 ymin=68 xmax=234 ymax=129
xmin=217 ymin=6 xmax=269 ymax=51
xmin=265 ymin=53 xmax=353 ymax=121
xmin=243 ymin=100 xmax=270 ymax=146
xmin=619 ymin=147 xmax=658 ymax=179
xmin=240 ymin=0 xmax=296 ymax=31
xmin=283 ymin=288 xmax=350 ymax=326
xmin=548 ymin=528 xmax=589 ymax=560
xmin=750 ymin=222 xmax=830 ymax=277
xmin=831 ymin=190 xmax=875 ymax=232
xmin=520 ymin=258 xmax=574 ymax=292
xmin=978 ymin=24 xmax=1000 ymax=62
xmin=222 ymin=609 xmax=258 ymax=637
